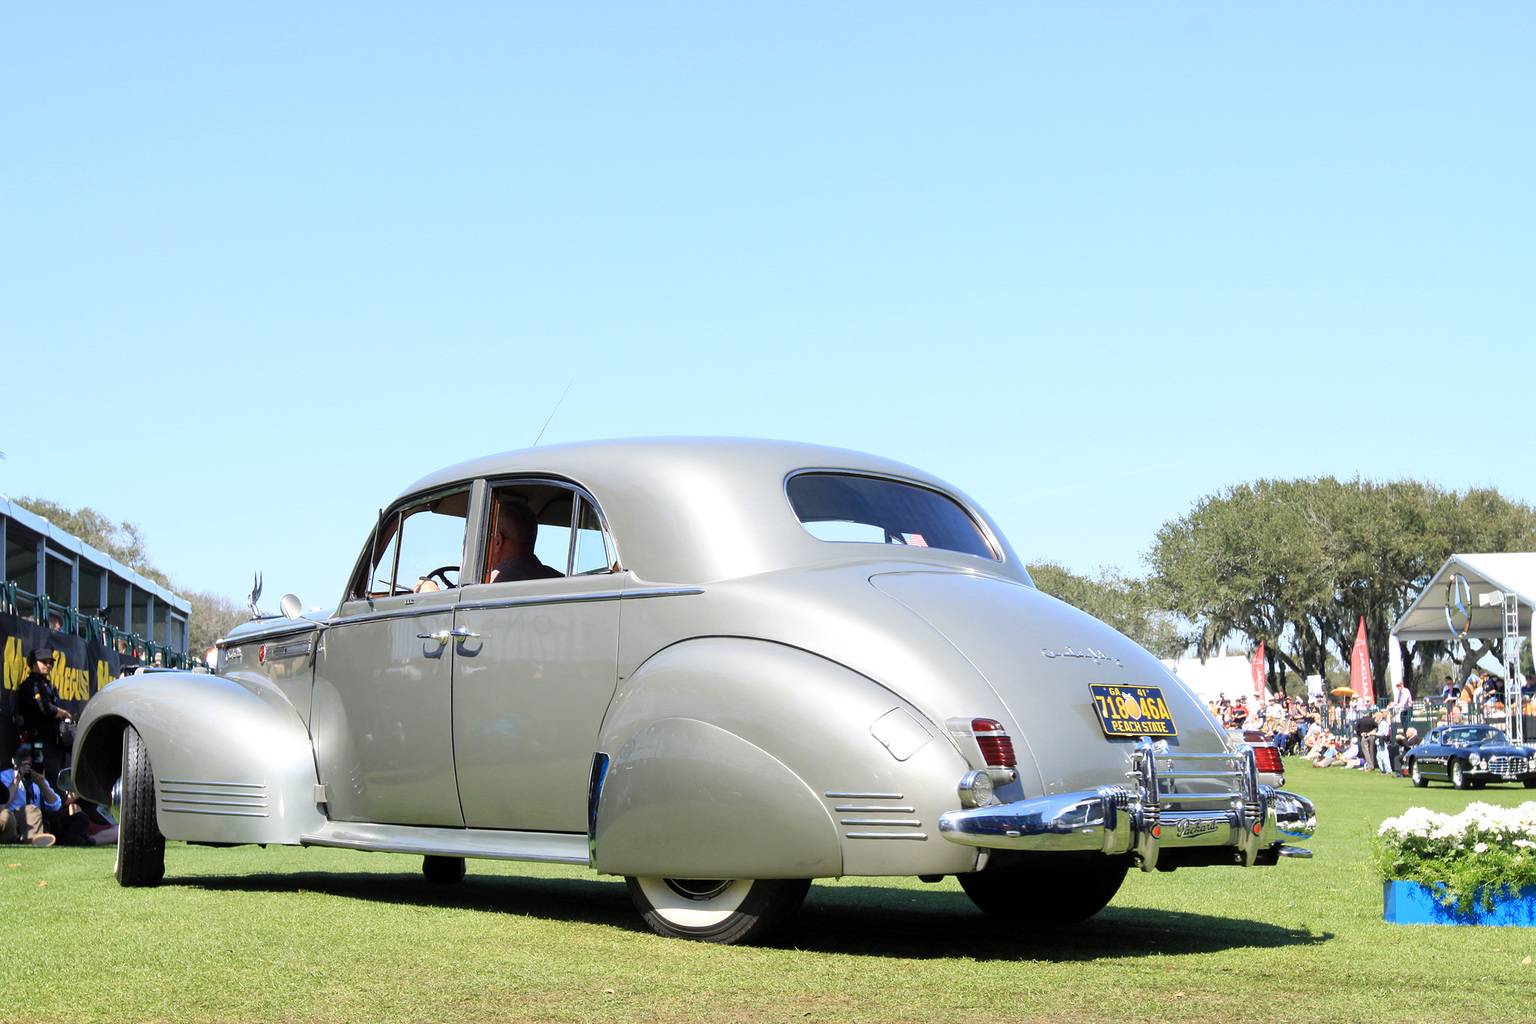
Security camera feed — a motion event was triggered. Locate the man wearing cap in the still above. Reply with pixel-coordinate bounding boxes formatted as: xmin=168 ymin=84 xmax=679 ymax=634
xmin=1 ymin=747 xmax=60 ymax=846
xmin=15 ymin=648 xmax=73 ymax=782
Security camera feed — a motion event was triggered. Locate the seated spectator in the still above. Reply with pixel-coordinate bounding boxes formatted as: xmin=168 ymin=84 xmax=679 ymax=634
xmin=55 ymin=791 xmax=118 ymax=847
xmin=2 ymin=747 xmax=61 ymax=846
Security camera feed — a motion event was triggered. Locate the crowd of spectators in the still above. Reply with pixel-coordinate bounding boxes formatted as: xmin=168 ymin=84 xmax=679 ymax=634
xmin=4 ymin=646 xmax=118 ymax=848
xmin=1207 ymin=670 xmax=1536 ymax=777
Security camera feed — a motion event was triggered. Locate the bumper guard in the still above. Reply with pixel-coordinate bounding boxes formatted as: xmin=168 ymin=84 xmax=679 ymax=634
xmin=938 ymin=739 xmax=1316 ymax=871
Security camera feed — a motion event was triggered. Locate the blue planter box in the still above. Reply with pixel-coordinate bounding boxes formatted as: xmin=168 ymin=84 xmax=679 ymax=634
xmin=1384 ymin=880 xmax=1536 ymax=926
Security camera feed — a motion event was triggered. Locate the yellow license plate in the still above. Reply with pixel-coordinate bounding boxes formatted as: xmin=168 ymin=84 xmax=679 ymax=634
xmin=1089 ymin=684 xmax=1178 ymax=738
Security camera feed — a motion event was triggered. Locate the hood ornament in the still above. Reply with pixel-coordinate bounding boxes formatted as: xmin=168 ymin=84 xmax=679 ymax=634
xmin=247 ymin=572 xmax=263 ymax=619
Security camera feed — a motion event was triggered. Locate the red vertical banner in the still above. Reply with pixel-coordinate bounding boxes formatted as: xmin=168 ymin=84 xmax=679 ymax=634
xmin=1350 ymin=617 xmax=1373 ymax=704
xmin=1251 ymin=642 xmax=1266 ymax=701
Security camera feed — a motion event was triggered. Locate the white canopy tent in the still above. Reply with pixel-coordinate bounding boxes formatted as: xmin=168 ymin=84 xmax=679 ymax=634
xmin=1393 ymin=552 xmax=1535 ymax=740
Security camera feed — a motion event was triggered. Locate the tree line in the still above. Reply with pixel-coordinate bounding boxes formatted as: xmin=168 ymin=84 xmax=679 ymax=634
xmin=1032 ymin=479 xmax=1536 ymax=701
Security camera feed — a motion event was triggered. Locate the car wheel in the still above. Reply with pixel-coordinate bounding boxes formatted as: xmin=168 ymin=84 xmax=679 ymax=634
xmin=626 ymin=877 xmax=810 ymax=944
xmin=1451 ymin=760 xmax=1470 ymax=790
xmin=959 ymin=861 xmax=1127 ymax=923
xmin=1410 ymin=761 xmax=1427 ymax=788
xmin=114 ymin=724 xmax=165 ymax=887
xmin=422 ymin=855 xmax=465 ymax=884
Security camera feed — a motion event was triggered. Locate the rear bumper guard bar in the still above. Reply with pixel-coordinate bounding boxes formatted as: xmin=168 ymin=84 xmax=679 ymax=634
xmin=937 ymin=738 xmax=1316 ymax=871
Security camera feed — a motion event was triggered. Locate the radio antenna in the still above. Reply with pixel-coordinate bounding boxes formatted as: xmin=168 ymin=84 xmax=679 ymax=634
xmin=532 ymin=379 xmax=573 ymax=446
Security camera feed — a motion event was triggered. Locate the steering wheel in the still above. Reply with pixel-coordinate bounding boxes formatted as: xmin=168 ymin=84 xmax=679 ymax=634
xmin=423 ymin=565 xmax=459 ymax=590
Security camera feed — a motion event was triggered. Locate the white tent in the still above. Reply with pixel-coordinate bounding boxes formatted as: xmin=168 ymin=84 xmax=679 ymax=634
xmin=1394 ymin=553 xmax=1536 ymax=641
xmin=1161 ymin=652 xmax=1258 ymax=706
xmin=1393 ymin=552 xmax=1534 ymax=740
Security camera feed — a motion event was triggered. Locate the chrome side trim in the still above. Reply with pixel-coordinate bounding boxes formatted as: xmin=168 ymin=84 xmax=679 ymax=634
xmin=834 ymin=805 xmax=916 ymax=813
xmin=588 ymin=751 xmax=610 ymax=867
xmin=825 ymin=791 xmax=904 ymax=799
xmin=456 ymin=591 xmax=627 ymax=611
xmin=301 ymin=822 xmax=590 ymax=864
xmin=331 ymin=587 xmax=702 ymax=624
xmin=160 ymin=779 xmax=270 ymax=818
xmin=621 ymin=587 xmax=705 ymax=600
xmin=838 ymin=817 xmax=922 ymax=826
xmin=844 ymin=832 xmax=929 ymax=840
xmin=326 ymin=606 xmax=458 ymax=628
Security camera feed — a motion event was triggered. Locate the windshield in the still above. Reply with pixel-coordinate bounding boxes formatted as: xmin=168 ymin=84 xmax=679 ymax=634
xmin=786 ymin=472 xmax=998 ymax=560
xmin=1447 ymin=727 xmax=1504 ymax=746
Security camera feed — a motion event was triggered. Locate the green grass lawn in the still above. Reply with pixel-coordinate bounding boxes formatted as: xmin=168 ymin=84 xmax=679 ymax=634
xmin=8 ymin=765 xmax=1536 ymax=1023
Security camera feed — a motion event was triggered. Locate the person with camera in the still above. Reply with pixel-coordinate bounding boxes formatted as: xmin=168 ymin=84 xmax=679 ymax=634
xmin=1 ymin=746 xmax=61 ymax=847
xmin=16 ymin=647 xmax=73 ymax=784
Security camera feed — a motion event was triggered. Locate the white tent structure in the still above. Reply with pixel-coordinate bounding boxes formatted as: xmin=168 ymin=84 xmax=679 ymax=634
xmin=1161 ymin=652 xmax=1258 ymax=706
xmin=1393 ymin=552 xmax=1535 ymax=741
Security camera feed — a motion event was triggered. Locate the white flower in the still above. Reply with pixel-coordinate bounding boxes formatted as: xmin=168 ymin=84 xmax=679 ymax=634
xmin=1474 ymin=842 xmax=1489 ymax=854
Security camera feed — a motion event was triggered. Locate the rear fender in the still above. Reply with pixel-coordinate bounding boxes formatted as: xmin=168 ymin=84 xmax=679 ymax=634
xmin=591 ymin=637 xmax=980 ymax=878
xmin=72 ymin=672 xmax=324 ymax=845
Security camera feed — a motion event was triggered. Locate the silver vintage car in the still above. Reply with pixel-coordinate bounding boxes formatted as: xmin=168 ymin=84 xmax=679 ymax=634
xmin=68 ymin=438 xmax=1315 ymax=943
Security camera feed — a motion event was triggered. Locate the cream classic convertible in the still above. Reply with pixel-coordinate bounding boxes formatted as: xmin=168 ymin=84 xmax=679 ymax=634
xmin=67 ymin=438 xmax=1315 ymax=943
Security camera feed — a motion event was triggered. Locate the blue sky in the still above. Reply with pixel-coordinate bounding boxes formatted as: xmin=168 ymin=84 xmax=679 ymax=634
xmin=3 ymin=3 xmax=1532 ymax=610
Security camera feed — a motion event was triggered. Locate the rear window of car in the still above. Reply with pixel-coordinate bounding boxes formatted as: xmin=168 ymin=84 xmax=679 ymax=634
xmin=785 ymin=472 xmax=998 ymax=560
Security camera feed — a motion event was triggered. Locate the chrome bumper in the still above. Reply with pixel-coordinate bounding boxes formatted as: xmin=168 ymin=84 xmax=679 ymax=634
xmin=938 ymin=740 xmax=1316 ymax=871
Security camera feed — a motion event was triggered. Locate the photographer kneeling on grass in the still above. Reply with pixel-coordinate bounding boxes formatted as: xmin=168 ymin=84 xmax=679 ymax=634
xmin=2 ymin=746 xmax=62 ymax=847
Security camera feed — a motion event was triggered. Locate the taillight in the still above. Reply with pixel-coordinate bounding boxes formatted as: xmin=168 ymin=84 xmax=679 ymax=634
xmin=971 ymin=718 xmax=1016 ymax=767
xmin=1252 ymin=744 xmax=1282 ymax=775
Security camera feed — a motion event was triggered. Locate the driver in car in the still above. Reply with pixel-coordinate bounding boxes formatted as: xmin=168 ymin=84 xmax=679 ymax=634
xmin=487 ymin=501 xmax=563 ymax=583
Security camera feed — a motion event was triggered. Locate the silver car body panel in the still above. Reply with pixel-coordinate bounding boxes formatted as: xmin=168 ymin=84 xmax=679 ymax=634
xmin=70 ymin=671 xmax=325 ymax=845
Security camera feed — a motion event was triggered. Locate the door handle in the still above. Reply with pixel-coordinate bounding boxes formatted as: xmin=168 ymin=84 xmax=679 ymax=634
xmin=417 ymin=630 xmax=450 ymax=646
xmin=449 ymin=627 xmax=481 ymax=641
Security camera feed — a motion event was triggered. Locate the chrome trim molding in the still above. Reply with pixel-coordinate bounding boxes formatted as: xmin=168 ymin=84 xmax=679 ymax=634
xmin=620 ymin=587 xmax=706 ymax=601
xmin=844 ymin=832 xmax=929 ymax=840
xmin=833 ymin=804 xmax=916 ymax=813
xmin=838 ymin=817 xmax=922 ymax=826
xmin=457 ymin=591 xmax=627 ymax=611
xmin=825 ymin=791 xmax=904 ymax=799
xmin=160 ymin=779 xmax=270 ymax=818
xmin=587 ymin=751 xmax=610 ymax=867
xmin=938 ymin=739 xmax=1317 ymax=870
xmin=327 ymin=606 xmax=459 ymax=628
xmin=301 ymin=822 xmax=590 ymax=864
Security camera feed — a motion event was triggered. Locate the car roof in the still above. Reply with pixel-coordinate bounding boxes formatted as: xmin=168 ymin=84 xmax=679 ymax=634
xmin=400 ymin=437 xmax=1025 ymax=585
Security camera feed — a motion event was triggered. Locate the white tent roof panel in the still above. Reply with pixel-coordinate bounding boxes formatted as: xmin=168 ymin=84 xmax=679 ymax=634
xmin=1393 ymin=552 xmax=1536 ymax=640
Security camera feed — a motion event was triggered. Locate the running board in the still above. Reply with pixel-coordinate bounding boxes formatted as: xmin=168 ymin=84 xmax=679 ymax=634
xmin=300 ymin=822 xmax=589 ymax=864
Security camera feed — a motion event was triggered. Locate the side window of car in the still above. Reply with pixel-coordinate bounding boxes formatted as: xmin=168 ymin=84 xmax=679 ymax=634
xmin=395 ymin=497 xmax=469 ymax=593
xmin=483 ymin=483 xmax=615 ymax=583
xmin=571 ymin=497 xmax=613 ymax=575
xmin=533 ymin=492 xmax=574 ymax=575
xmin=350 ymin=489 xmax=470 ymax=598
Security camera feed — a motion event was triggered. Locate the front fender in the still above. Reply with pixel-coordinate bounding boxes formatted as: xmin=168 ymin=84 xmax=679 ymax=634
xmin=591 ymin=637 xmax=981 ymax=879
xmin=72 ymin=672 xmax=324 ymax=845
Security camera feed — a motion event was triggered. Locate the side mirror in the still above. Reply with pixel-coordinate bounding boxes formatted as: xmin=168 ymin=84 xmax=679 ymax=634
xmin=280 ymin=594 xmax=303 ymax=621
